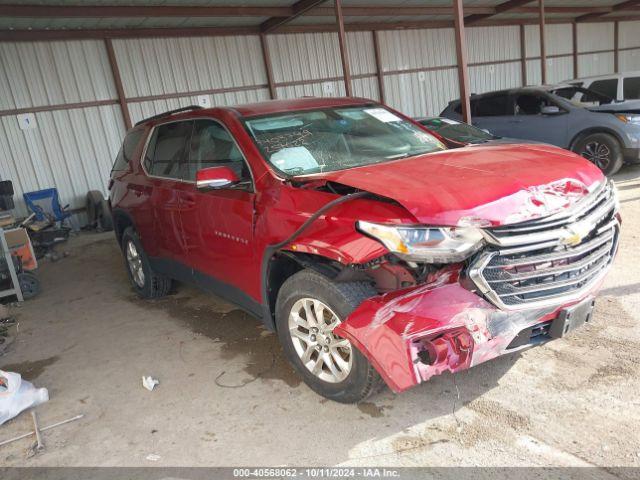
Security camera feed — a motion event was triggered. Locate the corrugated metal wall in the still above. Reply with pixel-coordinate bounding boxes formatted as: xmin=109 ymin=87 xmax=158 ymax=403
xmin=0 ymin=40 xmax=122 ymax=217
xmin=112 ymin=35 xmax=270 ymax=124
xmin=525 ymin=23 xmax=574 ymax=85
xmin=619 ymin=21 xmax=640 ymax=71
xmin=577 ymin=22 xmax=615 ymax=77
xmin=377 ymin=27 xmax=458 ymax=117
xmin=0 ymin=20 xmax=629 ymax=219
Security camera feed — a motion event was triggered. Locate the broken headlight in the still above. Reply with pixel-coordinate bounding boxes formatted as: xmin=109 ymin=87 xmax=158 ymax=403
xmin=356 ymin=221 xmax=484 ymax=263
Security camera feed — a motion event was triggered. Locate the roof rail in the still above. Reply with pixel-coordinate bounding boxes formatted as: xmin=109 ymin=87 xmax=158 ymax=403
xmin=134 ymin=105 xmax=204 ymax=126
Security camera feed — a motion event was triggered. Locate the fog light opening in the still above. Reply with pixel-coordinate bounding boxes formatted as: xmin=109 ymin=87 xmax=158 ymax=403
xmin=414 ymin=328 xmax=474 ymax=371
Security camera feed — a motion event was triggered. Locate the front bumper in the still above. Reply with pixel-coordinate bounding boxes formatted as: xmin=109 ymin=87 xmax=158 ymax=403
xmin=334 ymin=274 xmax=605 ymax=393
xmin=623 ymin=147 xmax=640 ymax=164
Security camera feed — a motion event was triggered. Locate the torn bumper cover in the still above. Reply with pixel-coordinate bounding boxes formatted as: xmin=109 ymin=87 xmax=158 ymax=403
xmin=334 ymin=279 xmax=605 ymax=393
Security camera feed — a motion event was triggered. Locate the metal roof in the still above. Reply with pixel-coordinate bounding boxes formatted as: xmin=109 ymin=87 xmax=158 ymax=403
xmin=0 ymin=0 xmax=637 ymax=36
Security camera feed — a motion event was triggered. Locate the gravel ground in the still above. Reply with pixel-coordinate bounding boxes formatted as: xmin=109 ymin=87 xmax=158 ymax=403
xmin=0 ymin=165 xmax=638 ymax=470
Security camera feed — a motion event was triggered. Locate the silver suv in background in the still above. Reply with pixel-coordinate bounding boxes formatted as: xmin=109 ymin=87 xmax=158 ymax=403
xmin=441 ymin=85 xmax=640 ymax=175
xmin=565 ymin=71 xmax=640 ymax=102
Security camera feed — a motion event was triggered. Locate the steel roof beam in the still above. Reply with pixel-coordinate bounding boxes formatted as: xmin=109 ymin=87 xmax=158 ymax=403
xmin=576 ymin=0 xmax=640 ymax=21
xmin=4 ymin=14 xmax=640 ymax=42
xmin=1 ymin=3 xmax=639 ymax=20
xmin=465 ymin=0 xmax=535 ymax=25
xmin=260 ymin=0 xmax=328 ymax=33
xmin=0 ymin=5 xmax=292 ymax=18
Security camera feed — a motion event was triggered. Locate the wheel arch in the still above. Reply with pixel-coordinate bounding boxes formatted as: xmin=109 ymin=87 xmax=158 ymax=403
xmin=569 ymin=127 xmax=624 ymax=151
xmin=111 ymin=208 xmax=136 ymax=246
xmin=262 ymin=250 xmax=371 ymax=331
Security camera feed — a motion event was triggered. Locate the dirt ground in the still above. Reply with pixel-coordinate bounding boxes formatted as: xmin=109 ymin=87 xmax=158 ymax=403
xmin=0 ymin=165 xmax=639 ymax=469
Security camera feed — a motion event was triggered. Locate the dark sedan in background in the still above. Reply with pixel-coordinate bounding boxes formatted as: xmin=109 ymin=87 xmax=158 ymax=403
xmin=441 ymin=85 xmax=640 ymax=175
xmin=416 ymin=116 xmax=530 ymax=148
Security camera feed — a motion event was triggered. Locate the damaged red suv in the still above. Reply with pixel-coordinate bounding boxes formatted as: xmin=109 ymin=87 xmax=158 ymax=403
xmin=109 ymin=97 xmax=620 ymax=403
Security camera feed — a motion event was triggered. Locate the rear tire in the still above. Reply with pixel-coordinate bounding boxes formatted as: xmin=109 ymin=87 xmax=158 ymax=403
xmin=98 ymin=198 xmax=114 ymax=231
xmin=86 ymin=191 xmax=114 ymax=231
xmin=275 ymin=269 xmax=382 ymax=403
xmin=573 ymin=133 xmax=623 ymax=176
xmin=121 ymin=227 xmax=172 ymax=299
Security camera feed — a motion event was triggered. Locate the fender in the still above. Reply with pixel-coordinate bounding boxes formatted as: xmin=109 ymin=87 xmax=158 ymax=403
xmin=260 ymin=192 xmax=372 ymax=330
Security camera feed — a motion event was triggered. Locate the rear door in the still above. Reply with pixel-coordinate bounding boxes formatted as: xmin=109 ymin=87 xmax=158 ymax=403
xmin=142 ymin=120 xmax=194 ymax=262
xmin=177 ymin=118 xmax=256 ymax=300
xmin=469 ymin=93 xmax=515 ymax=137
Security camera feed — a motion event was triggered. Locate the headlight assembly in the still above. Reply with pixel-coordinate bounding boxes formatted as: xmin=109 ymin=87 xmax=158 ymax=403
xmin=356 ymin=221 xmax=485 ymax=263
xmin=615 ymin=114 xmax=640 ymax=125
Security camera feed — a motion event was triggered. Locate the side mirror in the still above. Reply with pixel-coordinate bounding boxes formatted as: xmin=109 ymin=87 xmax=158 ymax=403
xmin=541 ymin=105 xmax=561 ymax=115
xmin=196 ymin=166 xmax=240 ymax=190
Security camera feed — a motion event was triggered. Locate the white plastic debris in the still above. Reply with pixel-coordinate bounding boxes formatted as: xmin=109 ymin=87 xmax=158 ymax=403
xmin=0 ymin=370 xmax=49 ymax=426
xmin=142 ymin=376 xmax=159 ymax=392
xmin=146 ymin=453 xmax=161 ymax=462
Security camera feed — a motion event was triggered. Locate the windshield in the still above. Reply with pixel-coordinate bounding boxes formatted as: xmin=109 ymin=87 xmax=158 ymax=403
xmin=244 ymin=106 xmax=446 ymax=176
xmin=551 ymin=86 xmax=614 ymax=107
xmin=419 ymin=117 xmax=496 ymax=143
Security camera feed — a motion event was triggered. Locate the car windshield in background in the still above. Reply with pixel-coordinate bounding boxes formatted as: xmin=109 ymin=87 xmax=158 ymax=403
xmin=244 ymin=106 xmax=446 ymax=176
xmin=419 ymin=118 xmax=497 ymax=144
xmin=551 ymin=86 xmax=614 ymax=107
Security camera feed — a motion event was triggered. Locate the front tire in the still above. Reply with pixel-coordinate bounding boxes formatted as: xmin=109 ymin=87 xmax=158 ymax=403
xmin=275 ymin=269 xmax=381 ymax=403
xmin=121 ymin=227 xmax=172 ymax=299
xmin=573 ymin=133 xmax=623 ymax=176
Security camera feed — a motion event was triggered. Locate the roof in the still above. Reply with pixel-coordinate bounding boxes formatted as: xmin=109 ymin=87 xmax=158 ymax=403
xmin=1 ymin=0 xmax=639 ymax=40
xmin=445 ymin=84 xmax=580 ymax=103
xmin=135 ymin=96 xmax=376 ymax=126
xmin=229 ymin=96 xmax=375 ymax=117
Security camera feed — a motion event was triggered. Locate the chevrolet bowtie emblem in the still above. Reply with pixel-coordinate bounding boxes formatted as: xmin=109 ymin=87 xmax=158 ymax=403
xmin=561 ymin=223 xmax=591 ymax=246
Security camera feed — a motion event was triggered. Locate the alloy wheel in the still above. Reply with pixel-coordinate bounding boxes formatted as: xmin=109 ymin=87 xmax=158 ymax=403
xmin=288 ymin=298 xmax=353 ymax=383
xmin=582 ymin=141 xmax=611 ymax=170
xmin=126 ymin=240 xmax=145 ymax=288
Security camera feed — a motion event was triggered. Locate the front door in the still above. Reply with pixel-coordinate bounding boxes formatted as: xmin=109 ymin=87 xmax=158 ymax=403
xmin=143 ymin=120 xmax=194 ymax=261
xmin=508 ymin=93 xmax=569 ymax=147
xmin=177 ymin=118 xmax=256 ymax=301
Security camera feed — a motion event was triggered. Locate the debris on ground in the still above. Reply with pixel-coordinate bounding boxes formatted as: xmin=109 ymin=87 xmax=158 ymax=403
xmin=142 ymin=376 xmax=159 ymax=391
xmin=146 ymin=453 xmax=161 ymax=461
xmin=26 ymin=410 xmax=45 ymax=457
xmin=0 ymin=414 xmax=83 ymax=448
xmin=0 ymin=370 xmax=48 ymax=425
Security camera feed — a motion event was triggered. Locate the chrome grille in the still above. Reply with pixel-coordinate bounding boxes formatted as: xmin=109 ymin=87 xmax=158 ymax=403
xmin=470 ymin=181 xmax=619 ymax=309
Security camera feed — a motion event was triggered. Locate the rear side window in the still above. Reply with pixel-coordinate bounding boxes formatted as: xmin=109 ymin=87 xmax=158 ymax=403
xmin=623 ymin=77 xmax=640 ymax=99
xmin=587 ymin=79 xmax=618 ymax=100
xmin=144 ymin=121 xmax=193 ymax=179
xmin=473 ymin=95 xmax=512 ymax=116
xmin=112 ymin=130 xmax=144 ymax=172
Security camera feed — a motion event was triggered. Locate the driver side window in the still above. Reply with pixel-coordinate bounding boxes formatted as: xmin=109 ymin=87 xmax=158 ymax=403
xmin=183 ymin=120 xmax=251 ymax=183
xmin=515 ymin=94 xmax=555 ymax=115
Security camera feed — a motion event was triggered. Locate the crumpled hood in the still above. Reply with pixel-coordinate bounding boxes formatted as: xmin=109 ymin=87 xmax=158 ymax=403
xmin=313 ymin=144 xmax=604 ymax=226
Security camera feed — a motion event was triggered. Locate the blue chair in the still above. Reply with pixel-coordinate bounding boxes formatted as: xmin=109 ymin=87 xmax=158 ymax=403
xmin=23 ymin=188 xmax=72 ymax=223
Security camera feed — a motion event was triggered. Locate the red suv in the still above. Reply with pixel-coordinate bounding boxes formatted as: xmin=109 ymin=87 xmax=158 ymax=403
xmin=109 ymin=97 xmax=620 ymax=403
